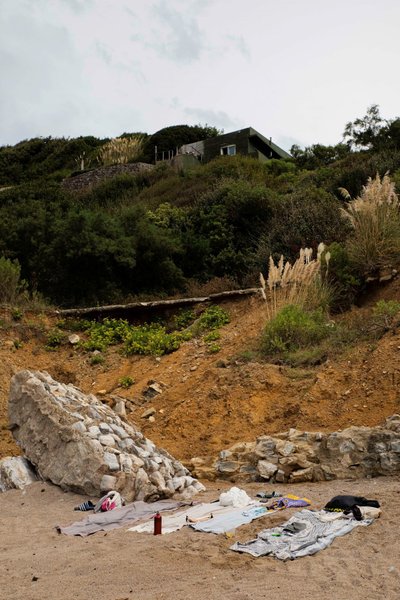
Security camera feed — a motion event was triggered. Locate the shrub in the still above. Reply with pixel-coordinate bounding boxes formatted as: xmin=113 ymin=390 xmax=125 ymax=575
xmin=173 ymin=308 xmax=195 ymax=330
xmin=368 ymin=300 xmax=400 ymax=337
xmin=260 ymin=247 xmax=328 ymax=319
xmin=46 ymin=328 xmax=65 ymax=349
xmin=90 ymin=354 xmax=105 ymax=366
xmin=97 ymin=136 xmax=145 ymax=166
xmin=119 ymin=376 xmax=135 ymax=388
xmin=82 ymin=318 xmax=192 ymax=356
xmin=204 ymin=330 xmax=221 ymax=343
xmin=261 ymin=305 xmax=331 ymax=355
xmin=124 ymin=324 xmax=192 ymax=356
xmin=341 ymin=173 xmax=400 ymax=276
xmin=0 ymin=257 xmax=26 ymax=304
xmin=207 ymin=343 xmax=221 ymax=354
xmin=194 ymin=305 xmax=230 ymax=332
xmin=321 ymin=242 xmax=363 ymax=311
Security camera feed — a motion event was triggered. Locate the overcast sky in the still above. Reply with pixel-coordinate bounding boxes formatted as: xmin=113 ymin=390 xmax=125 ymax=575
xmin=1 ymin=0 xmax=400 ymax=150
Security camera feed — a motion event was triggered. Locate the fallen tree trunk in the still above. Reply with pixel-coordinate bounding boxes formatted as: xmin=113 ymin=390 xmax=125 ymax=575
xmin=54 ymin=288 xmax=261 ymax=319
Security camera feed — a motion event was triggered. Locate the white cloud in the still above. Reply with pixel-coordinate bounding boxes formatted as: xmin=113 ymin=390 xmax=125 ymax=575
xmin=1 ymin=0 xmax=400 ymax=148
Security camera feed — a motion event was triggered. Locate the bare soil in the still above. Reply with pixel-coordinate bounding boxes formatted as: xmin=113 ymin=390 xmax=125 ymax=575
xmin=1 ymin=280 xmax=400 ymax=462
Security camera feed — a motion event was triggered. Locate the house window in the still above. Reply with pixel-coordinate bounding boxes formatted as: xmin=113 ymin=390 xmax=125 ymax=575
xmin=220 ymin=144 xmax=236 ymax=156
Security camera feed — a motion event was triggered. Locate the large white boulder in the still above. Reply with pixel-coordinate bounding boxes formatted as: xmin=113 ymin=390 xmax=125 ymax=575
xmin=9 ymin=370 xmax=205 ymax=501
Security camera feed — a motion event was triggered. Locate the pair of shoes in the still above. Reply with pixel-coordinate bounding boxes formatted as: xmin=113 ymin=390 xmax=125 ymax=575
xmin=74 ymin=500 xmax=95 ymax=511
xmin=256 ymin=491 xmax=282 ymax=499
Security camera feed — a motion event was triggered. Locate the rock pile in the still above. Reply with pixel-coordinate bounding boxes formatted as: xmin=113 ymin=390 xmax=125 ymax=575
xmin=191 ymin=415 xmax=400 ymax=483
xmin=62 ymin=163 xmax=154 ymax=193
xmin=9 ymin=370 xmax=204 ymax=501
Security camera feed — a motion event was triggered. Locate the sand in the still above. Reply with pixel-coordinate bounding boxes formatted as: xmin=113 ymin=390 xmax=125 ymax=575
xmin=1 ymin=477 xmax=399 ymax=600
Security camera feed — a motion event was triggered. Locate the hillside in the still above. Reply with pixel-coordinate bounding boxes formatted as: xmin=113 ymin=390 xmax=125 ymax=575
xmin=1 ymin=277 xmax=399 ymax=464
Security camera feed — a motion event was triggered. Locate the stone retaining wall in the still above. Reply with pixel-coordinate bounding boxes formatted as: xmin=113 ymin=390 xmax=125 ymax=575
xmin=190 ymin=415 xmax=400 ymax=483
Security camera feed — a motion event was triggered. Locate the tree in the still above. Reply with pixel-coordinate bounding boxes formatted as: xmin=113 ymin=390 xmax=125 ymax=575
xmin=343 ymin=104 xmax=385 ymax=149
xmin=141 ymin=124 xmax=222 ymax=163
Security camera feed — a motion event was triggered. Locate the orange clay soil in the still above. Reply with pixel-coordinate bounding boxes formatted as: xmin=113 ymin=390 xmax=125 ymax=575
xmin=1 ymin=279 xmax=400 ymax=463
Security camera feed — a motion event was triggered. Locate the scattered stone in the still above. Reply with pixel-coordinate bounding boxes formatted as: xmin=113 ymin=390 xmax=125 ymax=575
xmin=142 ymin=382 xmax=163 ymax=399
xmin=68 ymin=334 xmax=80 ymax=345
xmin=97 ymin=390 xmax=107 ymax=396
xmin=148 ymin=416 xmax=156 ymax=423
xmin=141 ymin=407 xmax=156 ymax=419
xmin=114 ymin=400 xmax=126 ymax=417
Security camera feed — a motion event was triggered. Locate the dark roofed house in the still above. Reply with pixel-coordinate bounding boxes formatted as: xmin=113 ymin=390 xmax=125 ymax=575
xmin=178 ymin=127 xmax=291 ymax=163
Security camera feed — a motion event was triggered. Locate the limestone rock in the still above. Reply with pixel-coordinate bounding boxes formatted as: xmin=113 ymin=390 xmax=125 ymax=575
xmin=8 ymin=370 xmax=204 ymax=501
xmin=257 ymin=460 xmax=278 ymax=480
xmin=0 ymin=456 xmax=38 ymax=492
xmin=192 ymin=414 xmax=400 ymax=484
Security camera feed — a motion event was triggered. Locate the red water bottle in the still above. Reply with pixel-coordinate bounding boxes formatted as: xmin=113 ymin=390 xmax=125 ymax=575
xmin=154 ymin=512 xmax=162 ymax=535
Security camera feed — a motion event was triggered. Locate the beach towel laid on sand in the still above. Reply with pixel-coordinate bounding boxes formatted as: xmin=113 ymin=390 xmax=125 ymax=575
xmin=189 ymin=504 xmax=271 ymax=534
xmin=128 ymin=501 xmax=232 ymax=534
xmin=57 ymin=500 xmax=184 ymax=536
xmin=128 ymin=501 xmax=268 ymax=534
xmin=230 ymin=509 xmax=373 ymax=560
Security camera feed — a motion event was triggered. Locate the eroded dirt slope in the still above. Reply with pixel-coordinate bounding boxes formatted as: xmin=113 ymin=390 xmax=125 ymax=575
xmin=1 ymin=281 xmax=399 ymax=462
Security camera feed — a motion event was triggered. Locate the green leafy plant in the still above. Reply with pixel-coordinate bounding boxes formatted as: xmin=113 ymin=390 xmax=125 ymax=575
xmin=173 ymin=308 xmax=195 ymax=330
xmin=261 ymin=304 xmax=331 ymax=356
xmin=119 ymin=375 xmax=135 ymax=388
xmin=81 ymin=318 xmax=192 ymax=356
xmin=204 ymin=330 xmax=221 ymax=343
xmin=195 ymin=305 xmax=230 ymax=332
xmin=11 ymin=307 xmax=23 ymax=321
xmin=90 ymin=354 xmax=105 ymax=366
xmin=45 ymin=328 xmax=65 ymax=349
xmin=207 ymin=343 xmax=221 ymax=354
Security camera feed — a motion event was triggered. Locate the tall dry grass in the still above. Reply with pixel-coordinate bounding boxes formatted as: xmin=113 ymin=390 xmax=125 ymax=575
xmin=340 ymin=173 xmax=400 ymax=276
xmin=97 ymin=136 xmax=145 ymax=166
xmin=260 ymin=245 xmax=331 ymax=320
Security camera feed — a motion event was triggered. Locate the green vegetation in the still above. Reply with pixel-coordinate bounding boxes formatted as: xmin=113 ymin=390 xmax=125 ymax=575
xmin=76 ymin=305 xmax=229 ymax=357
xmin=0 ymin=108 xmax=400 ymax=312
xmin=118 ymin=376 xmax=135 ymax=388
xmin=193 ymin=305 xmax=230 ymax=332
xmin=90 ymin=353 xmax=105 ymax=366
xmin=45 ymin=328 xmax=65 ymax=350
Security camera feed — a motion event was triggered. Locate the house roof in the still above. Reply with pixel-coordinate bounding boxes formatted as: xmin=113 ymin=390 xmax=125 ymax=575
xmin=181 ymin=127 xmax=291 ymax=160
xmin=247 ymin=127 xmax=292 ymax=159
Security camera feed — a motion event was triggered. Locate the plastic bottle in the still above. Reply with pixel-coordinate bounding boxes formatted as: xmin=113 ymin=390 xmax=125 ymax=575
xmin=154 ymin=512 xmax=162 ymax=535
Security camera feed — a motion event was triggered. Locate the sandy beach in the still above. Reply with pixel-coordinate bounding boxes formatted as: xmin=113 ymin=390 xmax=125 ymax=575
xmin=1 ymin=476 xmax=399 ymax=600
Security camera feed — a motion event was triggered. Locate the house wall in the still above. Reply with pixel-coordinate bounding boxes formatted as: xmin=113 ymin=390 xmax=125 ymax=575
xmin=203 ymin=129 xmax=252 ymax=162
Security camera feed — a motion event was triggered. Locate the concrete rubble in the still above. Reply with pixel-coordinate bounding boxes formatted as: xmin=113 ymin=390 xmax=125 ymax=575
xmin=8 ymin=370 xmax=205 ymax=501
